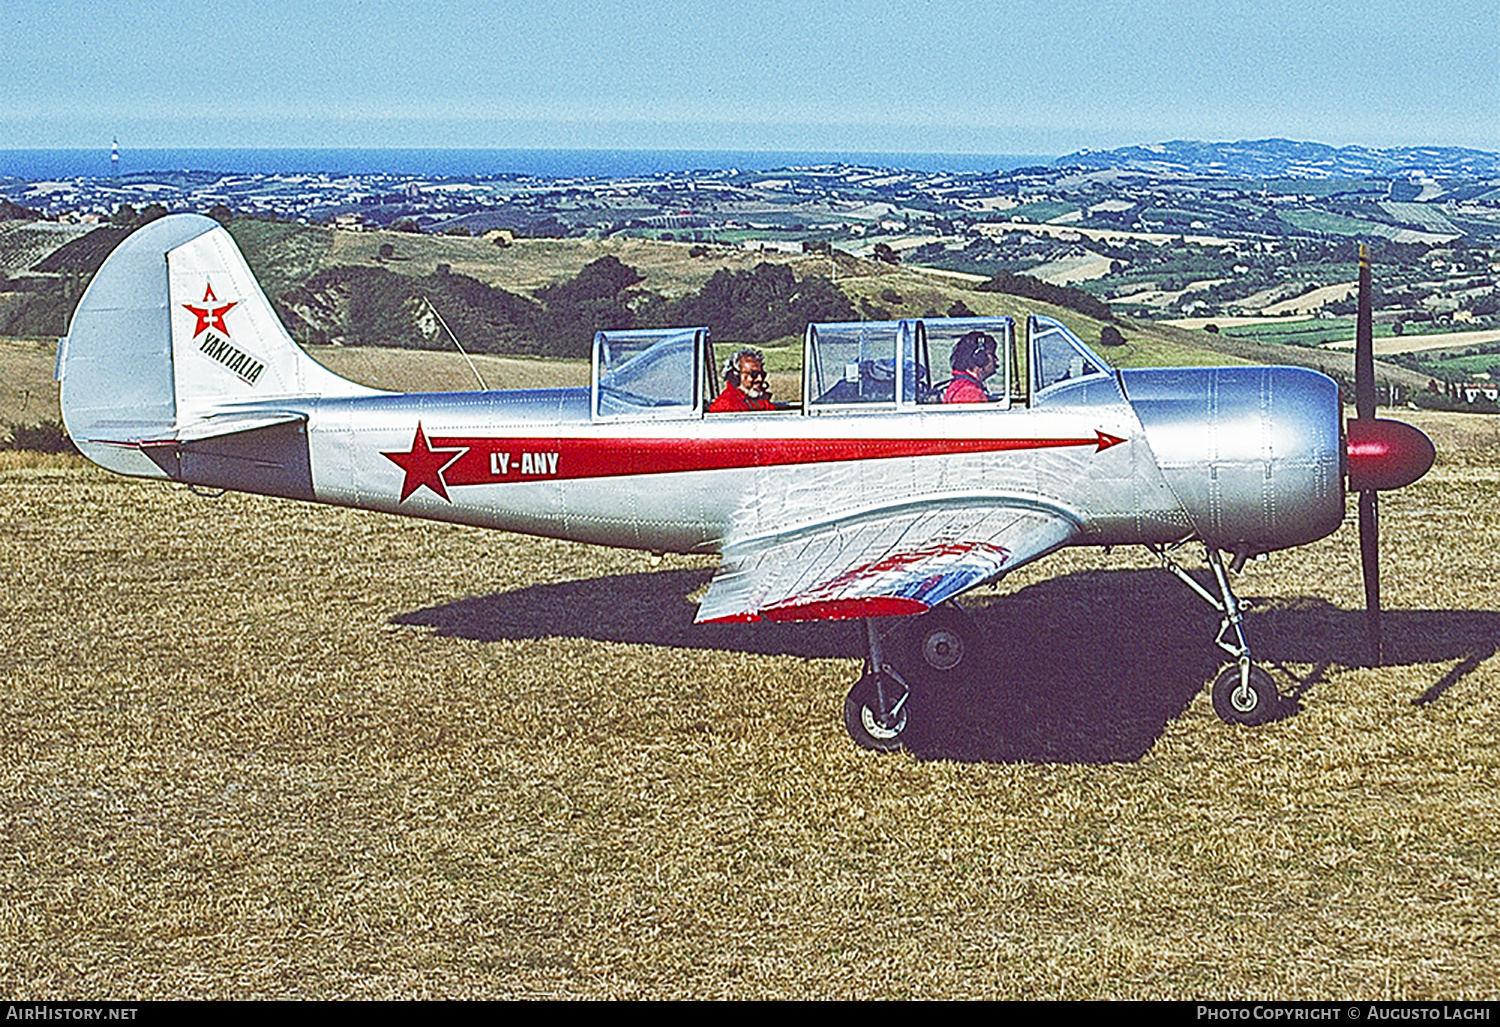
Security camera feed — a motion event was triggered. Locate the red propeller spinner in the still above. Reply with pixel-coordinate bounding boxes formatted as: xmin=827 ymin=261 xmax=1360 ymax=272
xmin=1346 ymin=417 xmax=1435 ymax=492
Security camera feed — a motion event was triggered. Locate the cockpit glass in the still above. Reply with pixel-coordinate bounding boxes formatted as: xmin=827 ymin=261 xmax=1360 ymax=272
xmin=909 ymin=317 xmax=1013 ymax=407
xmin=806 ymin=321 xmax=902 ymax=408
xmin=1032 ymin=317 xmax=1110 ymax=392
xmin=594 ymin=328 xmax=700 ymax=418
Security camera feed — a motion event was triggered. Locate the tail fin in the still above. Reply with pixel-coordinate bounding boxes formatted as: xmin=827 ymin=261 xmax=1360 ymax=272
xmin=58 ymin=214 xmax=376 ymax=478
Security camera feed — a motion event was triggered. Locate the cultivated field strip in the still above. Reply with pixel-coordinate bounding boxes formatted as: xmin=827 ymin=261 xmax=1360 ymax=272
xmin=0 ymin=222 xmax=92 ymax=276
xmin=1 ymin=424 xmax=1497 ymax=999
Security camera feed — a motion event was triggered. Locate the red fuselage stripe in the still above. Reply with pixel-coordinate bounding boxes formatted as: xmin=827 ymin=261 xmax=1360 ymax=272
xmin=427 ymin=433 xmax=1123 ymax=486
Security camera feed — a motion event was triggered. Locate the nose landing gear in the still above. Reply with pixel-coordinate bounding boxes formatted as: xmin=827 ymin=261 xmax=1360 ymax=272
xmin=1211 ymin=664 xmax=1281 ymax=726
xmin=1154 ymin=542 xmax=1289 ymax=726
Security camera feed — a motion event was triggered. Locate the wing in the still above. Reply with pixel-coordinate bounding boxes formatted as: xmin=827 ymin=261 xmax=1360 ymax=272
xmin=695 ymin=500 xmax=1079 ymax=623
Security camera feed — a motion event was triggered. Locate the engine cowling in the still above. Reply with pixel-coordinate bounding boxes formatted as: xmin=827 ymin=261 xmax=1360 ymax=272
xmin=1123 ymin=365 xmax=1346 ymax=552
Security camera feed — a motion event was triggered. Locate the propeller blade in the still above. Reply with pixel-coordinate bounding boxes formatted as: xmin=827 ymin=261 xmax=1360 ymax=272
xmin=1358 ymin=488 xmax=1381 ymax=663
xmin=1355 ymin=244 xmax=1375 ymax=420
xmin=1351 ymin=243 xmax=1382 ymax=662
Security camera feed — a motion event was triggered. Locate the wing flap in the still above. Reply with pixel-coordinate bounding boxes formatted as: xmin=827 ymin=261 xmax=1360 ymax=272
xmin=696 ymin=501 xmax=1078 ymax=624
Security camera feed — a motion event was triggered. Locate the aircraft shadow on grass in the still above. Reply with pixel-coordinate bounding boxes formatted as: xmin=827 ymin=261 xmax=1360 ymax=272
xmin=393 ymin=568 xmax=1499 ymax=764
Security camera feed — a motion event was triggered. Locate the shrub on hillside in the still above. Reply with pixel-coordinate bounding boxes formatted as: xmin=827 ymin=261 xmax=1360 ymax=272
xmin=279 ymin=265 xmax=543 ymax=353
xmin=534 ymin=256 xmax=646 ymax=357
xmin=3 ymin=419 xmax=79 ymax=454
xmin=976 ymin=270 xmax=1115 ymax=322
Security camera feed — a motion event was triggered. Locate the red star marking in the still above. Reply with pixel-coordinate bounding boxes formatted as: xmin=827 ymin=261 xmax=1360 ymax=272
xmin=182 ymin=282 xmax=237 ymax=339
xmin=382 ymin=423 xmax=465 ymax=502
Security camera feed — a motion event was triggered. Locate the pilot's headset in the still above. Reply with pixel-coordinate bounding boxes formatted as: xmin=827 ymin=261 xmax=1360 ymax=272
xmin=950 ymin=331 xmax=996 ymax=372
xmin=723 ymin=347 xmax=765 ymax=386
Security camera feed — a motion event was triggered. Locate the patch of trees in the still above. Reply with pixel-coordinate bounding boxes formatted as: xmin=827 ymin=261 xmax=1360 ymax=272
xmin=110 ymin=204 xmax=169 ymax=227
xmin=534 ymin=256 xmax=643 ymax=356
xmin=0 ymin=199 xmax=42 ymax=221
xmin=277 ymin=264 xmax=544 ymax=354
xmin=906 ymin=237 xmax=1028 ymax=278
xmin=644 ymin=262 xmax=855 ymax=343
xmin=427 ymin=266 xmax=548 ymax=355
xmin=0 ymin=284 xmax=78 ymax=338
xmin=512 ymin=215 xmax=569 ymax=239
xmin=31 ymin=227 xmax=133 ymax=275
xmin=0 ymin=226 xmax=128 ymax=336
xmin=1336 ymin=238 xmax=1432 ymax=267
xmin=1415 ymin=390 xmax=1500 ymax=414
xmin=1468 ymin=294 xmax=1499 ymax=317
xmin=976 ymin=270 xmax=1115 ymax=322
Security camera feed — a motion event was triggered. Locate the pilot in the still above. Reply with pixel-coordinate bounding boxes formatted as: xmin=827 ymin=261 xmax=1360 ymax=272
xmin=709 ymin=348 xmax=775 ymax=412
xmin=943 ymin=331 xmax=998 ymax=403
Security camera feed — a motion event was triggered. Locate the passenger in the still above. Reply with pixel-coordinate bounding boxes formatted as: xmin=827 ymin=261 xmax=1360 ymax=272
xmin=709 ymin=348 xmax=775 ymax=412
xmin=943 ymin=331 xmax=998 ymax=403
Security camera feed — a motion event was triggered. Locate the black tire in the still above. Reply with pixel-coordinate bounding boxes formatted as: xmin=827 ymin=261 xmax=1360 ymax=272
xmin=843 ymin=672 xmax=908 ymax=752
xmin=902 ymin=604 xmax=983 ymax=689
xmin=1211 ymin=664 xmax=1283 ymax=726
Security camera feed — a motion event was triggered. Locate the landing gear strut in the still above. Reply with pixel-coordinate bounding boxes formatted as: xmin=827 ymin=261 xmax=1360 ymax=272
xmin=1153 ymin=542 xmax=1287 ymax=726
xmin=843 ymin=619 xmax=911 ymax=752
xmin=842 ymin=604 xmax=984 ymax=751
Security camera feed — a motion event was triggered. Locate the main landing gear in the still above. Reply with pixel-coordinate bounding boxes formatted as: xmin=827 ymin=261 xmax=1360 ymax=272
xmin=844 ymin=619 xmax=912 ymax=752
xmin=843 ymin=603 xmax=983 ymax=751
xmin=840 ymin=543 xmax=1287 ymax=749
xmin=1152 ymin=542 xmax=1288 ymax=726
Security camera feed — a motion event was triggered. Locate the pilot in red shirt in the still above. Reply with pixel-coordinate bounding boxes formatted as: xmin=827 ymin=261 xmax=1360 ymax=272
xmin=710 ymin=348 xmax=775 ymax=412
xmin=942 ymin=331 xmax=998 ymax=403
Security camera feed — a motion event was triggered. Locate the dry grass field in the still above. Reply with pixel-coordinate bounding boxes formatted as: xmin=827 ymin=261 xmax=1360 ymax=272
xmin=0 ymin=337 xmax=66 ymax=427
xmin=1 ymin=411 xmax=1497 ymax=1000
xmin=305 ymin=346 xmax=589 ymax=394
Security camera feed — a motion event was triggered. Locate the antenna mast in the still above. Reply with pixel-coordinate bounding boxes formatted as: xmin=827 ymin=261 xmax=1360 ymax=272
xmin=422 ymin=296 xmax=488 ymax=391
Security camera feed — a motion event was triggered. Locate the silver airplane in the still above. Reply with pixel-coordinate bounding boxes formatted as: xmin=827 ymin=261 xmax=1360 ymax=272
xmin=56 ymin=214 xmax=1435 ymax=751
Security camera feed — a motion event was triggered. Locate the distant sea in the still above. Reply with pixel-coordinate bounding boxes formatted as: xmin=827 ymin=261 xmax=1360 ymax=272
xmin=0 ymin=148 xmax=1053 ymax=180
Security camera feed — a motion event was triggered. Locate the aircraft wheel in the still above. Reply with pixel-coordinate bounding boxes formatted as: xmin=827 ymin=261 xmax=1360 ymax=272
xmin=843 ymin=673 xmax=908 ymax=752
xmin=1211 ymin=664 xmax=1283 ymax=726
xmin=903 ymin=604 xmax=983 ymax=688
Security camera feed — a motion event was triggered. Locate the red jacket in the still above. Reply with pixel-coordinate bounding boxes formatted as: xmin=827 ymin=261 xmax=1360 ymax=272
xmin=709 ymin=385 xmax=774 ymax=412
xmin=942 ymin=372 xmax=989 ymax=404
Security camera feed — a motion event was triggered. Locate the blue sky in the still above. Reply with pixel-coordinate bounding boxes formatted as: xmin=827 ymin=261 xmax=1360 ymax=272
xmin=3 ymin=0 xmax=1495 ymax=155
